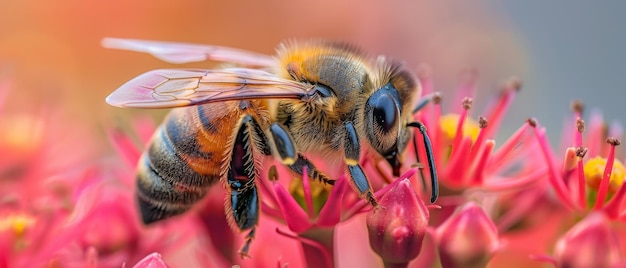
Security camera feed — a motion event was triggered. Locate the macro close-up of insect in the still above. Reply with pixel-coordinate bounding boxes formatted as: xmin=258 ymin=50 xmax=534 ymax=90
xmin=103 ymin=38 xmax=439 ymax=257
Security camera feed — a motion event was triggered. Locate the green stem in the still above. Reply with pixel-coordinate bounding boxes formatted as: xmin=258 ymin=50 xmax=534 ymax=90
xmin=298 ymin=227 xmax=335 ymax=267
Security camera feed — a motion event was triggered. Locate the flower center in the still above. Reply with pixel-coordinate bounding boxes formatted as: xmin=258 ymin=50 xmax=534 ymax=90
xmin=584 ymin=156 xmax=625 ymax=194
xmin=0 ymin=214 xmax=36 ymax=237
xmin=439 ymin=113 xmax=480 ymax=142
xmin=289 ymin=177 xmax=332 ymax=215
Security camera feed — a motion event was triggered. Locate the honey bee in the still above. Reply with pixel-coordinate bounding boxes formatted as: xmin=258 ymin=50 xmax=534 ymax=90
xmin=104 ymin=38 xmax=439 ymax=256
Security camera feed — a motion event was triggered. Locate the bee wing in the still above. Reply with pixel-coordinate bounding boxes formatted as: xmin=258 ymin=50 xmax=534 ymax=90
xmin=106 ymin=68 xmax=313 ymax=108
xmin=102 ymin=38 xmax=275 ymax=67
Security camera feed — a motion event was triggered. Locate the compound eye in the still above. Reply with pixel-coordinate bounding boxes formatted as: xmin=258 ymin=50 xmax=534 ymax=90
xmin=371 ymin=94 xmax=399 ymax=133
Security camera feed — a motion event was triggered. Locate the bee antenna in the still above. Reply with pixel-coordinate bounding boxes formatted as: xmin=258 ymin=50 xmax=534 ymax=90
xmin=407 ymin=121 xmax=439 ymax=203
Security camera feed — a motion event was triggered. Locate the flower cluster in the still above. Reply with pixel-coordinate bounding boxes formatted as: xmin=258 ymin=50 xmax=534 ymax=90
xmin=2 ymin=64 xmax=625 ymax=268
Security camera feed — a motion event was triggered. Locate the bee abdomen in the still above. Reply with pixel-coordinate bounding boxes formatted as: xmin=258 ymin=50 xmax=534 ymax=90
xmin=136 ymin=108 xmax=221 ymax=224
xmin=136 ymin=152 xmax=214 ymax=224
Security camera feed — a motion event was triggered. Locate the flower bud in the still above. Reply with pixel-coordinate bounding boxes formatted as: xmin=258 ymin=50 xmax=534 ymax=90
xmin=366 ymin=179 xmax=429 ymax=265
xmin=554 ymin=213 xmax=623 ymax=268
xmin=435 ymin=202 xmax=500 ymax=268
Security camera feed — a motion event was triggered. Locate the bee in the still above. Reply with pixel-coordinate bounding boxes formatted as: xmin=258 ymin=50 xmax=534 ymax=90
xmin=103 ymin=38 xmax=439 ymax=256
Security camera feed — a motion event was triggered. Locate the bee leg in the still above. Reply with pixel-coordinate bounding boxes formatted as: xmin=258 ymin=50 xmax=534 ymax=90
xmin=407 ymin=121 xmax=439 ymax=203
xmin=228 ymin=115 xmax=261 ymax=258
xmin=238 ymin=227 xmax=256 ymax=258
xmin=268 ymin=123 xmax=297 ymax=164
xmin=269 ymin=122 xmax=335 ymax=186
xmin=289 ymin=156 xmax=335 ymax=185
xmin=344 ymin=121 xmax=377 ymax=207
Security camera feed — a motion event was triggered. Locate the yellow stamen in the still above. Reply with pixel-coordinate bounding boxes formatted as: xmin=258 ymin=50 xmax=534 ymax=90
xmin=0 ymin=214 xmax=36 ymax=237
xmin=289 ymin=177 xmax=332 ymax=214
xmin=439 ymin=113 xmax=480 ymax=142
xmin=584 ymin=156 xmax=625 ymax=193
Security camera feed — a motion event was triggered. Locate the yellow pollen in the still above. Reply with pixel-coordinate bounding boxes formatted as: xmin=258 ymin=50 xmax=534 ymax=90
xmin=439 ymin=113 xmax=480 ymax=142
xmin=584 ymin=156 xmax=626 ymax=193
xmin=0 ymin=214 xmax=36 ymax=237
xmin=289 ymin=176 xmax=333 ymax=214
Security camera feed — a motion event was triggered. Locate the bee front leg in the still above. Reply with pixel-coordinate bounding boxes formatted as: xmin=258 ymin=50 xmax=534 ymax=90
xmin=268 ymin=122 xmax=334 ymax=185
xmin=344 ymin=121 xmax=377 ymax=207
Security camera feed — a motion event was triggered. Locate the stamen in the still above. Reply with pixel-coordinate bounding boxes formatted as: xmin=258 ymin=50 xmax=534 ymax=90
xmin=575 ymin=118 xmax=585 ymax=147
xmin=604 ymin=178 xmax=626 ymax=218
xmin=452 ymin=98 xmax=472 ymax=151
xmin=462 ymin=97 xmax=473 ymax=110
xmin=529 ymin=119 xmax=576 ymax=210
xmin=470 ymin=116 xmax=489 ymax=160
xmin=301 ymin=166 xmax=315 ymax=219
xmin=471 ymin=139 xmax=495 ymax=185
xmin=482 ymin=77 xmax=520 ymax=139
xmin=571 ymin=100 xmax=584 ymax=115
xmin=594 ymin=138 xmax=621 ymax=209
xmin=412 ymin=92 xmax=443 ymax=114
xmin=432 ymin=92 xmax=443 ymax=105
xmin=576 ymin=146 xmax=588 ymax=209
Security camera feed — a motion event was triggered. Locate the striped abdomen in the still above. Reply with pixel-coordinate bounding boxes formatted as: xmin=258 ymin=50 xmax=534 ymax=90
xmin=136 ymin=104 xmax=233 ymax=224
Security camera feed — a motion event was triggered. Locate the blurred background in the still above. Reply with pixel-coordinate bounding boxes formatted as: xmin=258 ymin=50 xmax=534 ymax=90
xmin=0 ymin=0 xmax=624 ymax=146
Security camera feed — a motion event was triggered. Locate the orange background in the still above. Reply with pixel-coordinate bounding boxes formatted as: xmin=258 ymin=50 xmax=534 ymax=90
xmin=0 ymin=0 xmax=527 ymax=137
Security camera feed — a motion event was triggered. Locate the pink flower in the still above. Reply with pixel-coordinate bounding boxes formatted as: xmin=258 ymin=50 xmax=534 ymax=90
xmin=531 ymin=103 xmax=626 ymax=217
xmin=408 ymin=68 xmax=546 ymax=196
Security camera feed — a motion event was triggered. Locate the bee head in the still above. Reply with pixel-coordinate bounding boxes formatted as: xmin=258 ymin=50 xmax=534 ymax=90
xmin=364 ymin=60 xmax=419 ymax=177
xmin=364 ymin=82 xmax=411 ymax=176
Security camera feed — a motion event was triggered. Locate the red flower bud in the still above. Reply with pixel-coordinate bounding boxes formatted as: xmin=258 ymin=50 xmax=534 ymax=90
xmin=435 ymin=202 xmax=500 ymax=268
xmin=554 ymin=213 xmax=623 ymax=268
xmin=366 ymin=179 xmax=429 ymax=266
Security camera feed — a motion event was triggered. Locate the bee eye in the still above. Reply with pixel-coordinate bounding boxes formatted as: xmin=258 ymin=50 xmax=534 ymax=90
xmin=371 ymin=93 xmax=399 ymax=133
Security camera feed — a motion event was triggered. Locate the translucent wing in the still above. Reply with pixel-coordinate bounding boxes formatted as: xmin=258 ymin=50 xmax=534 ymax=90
xmin=106 ymin=68 xmax=313 ymax=108
xmin=102 ymin=38 xmax=275 ymax=66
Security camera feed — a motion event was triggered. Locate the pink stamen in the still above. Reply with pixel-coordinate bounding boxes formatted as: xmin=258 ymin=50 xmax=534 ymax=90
xmin=316 ymin=176 xmax=347 ymax=227
xmin=451 ymin=97 xmax=472 ymax=151
xmin=482 ymin=167 xmax=547 ymax=192
xmin=575 ymin=118 xmax=584 ymax=148
xmin=530 ymin=119 xmax=576 ymax=210
xmin=470 ymin=139 xmax=495 ymax=185
xmin=275 ymin=228 xmax=333 ymax=268
xmin=594 ymin=138 xmax=620 ymax=209
xmin=273 ymin=182 xmax=313 ymax=233
xmin=301 ymin=166 xmax=315 ymax=219
xmin=446 ymin=137 xmax=472 ymax=186
xmin=604 ymin=178 xmax=626 ymax=219
xmin=484 ymin=79 xmax=519 ymax=139
xmin=489 ymin=124 xmax=530 ymax=168
xmin=575 ymin=147 xmax=588 ymax=209
xmin=469 ymin=116 xmax=489 ymax=160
